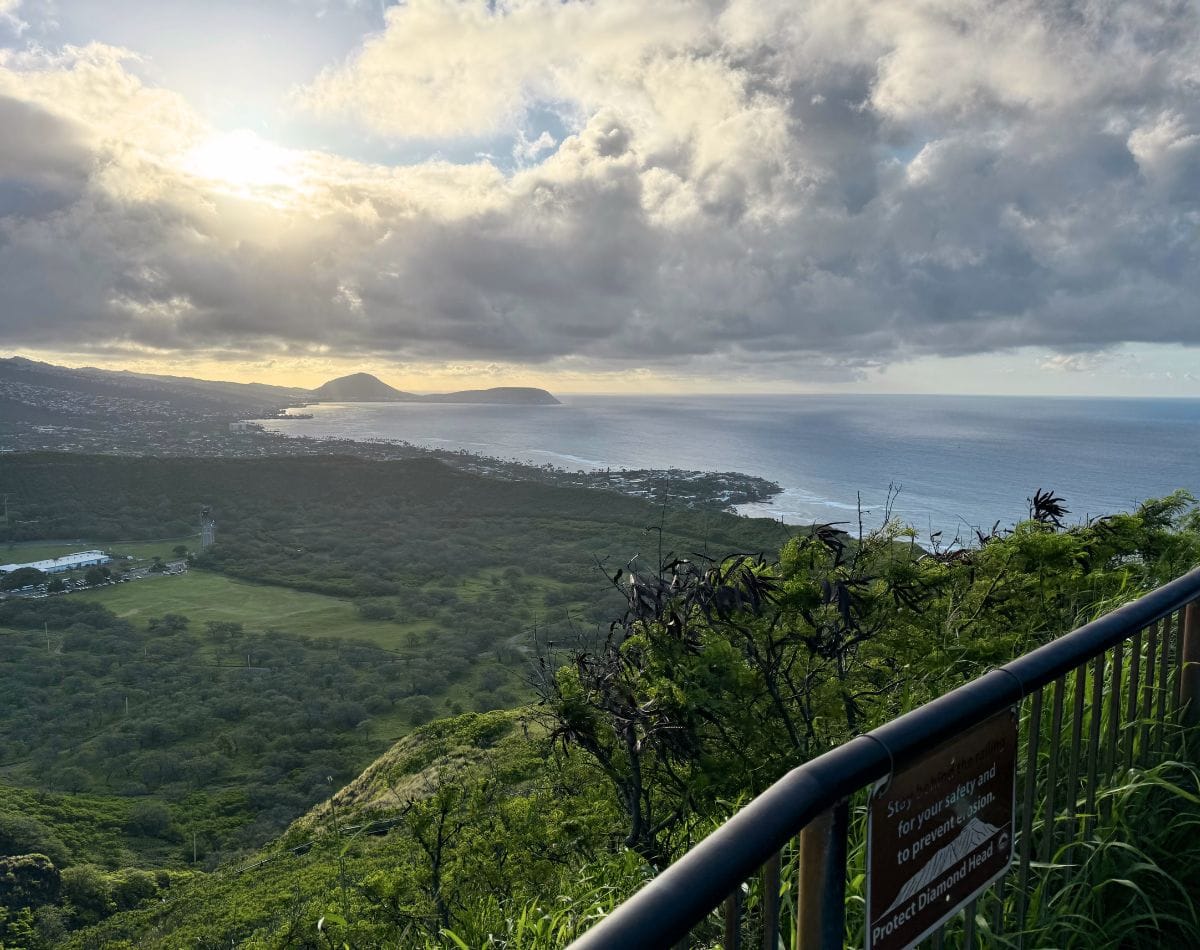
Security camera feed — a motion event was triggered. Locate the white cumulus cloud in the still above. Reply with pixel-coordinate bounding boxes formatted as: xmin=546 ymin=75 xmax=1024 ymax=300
xmin=0 ymin=1 xmax=1198 ymax=382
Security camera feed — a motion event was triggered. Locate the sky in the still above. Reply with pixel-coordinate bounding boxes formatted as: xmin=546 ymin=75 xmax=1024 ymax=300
xmin=0 ymin=0 xmax=1197 ymax=395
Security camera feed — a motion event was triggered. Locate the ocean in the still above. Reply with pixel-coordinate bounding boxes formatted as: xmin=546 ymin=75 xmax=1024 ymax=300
xmin=259 ymin=394 xmax=1200 ymax=540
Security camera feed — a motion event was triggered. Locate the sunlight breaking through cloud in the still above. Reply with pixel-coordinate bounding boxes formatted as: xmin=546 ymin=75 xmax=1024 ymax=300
xmin=0 ymin=1 xmax=1197 ymax=390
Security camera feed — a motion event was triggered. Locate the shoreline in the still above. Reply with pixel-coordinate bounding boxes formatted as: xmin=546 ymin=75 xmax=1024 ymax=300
xmin=253 ymin=426 xmax=786 ymax=515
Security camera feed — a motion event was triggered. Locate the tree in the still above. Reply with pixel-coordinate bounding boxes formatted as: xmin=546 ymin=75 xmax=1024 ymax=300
xmin=83 ymin=566 xmax=111 ymax=587
xmin=404 ymin=695 xmax=436 ymax=726
xmin=147 ymin=614 xmax=189 ymax=635
xmin=539 ymin=552 xmax=780 ymax=861
xmin=356 ymin=601 xmax=396 ymax=621
xmin=0 ymin=814 xmax=67 ymax=866
xmin=51 ymin=767 xmax=90 ymax=793
xmin=0 ymin=567 xmax=46 ymax=590
xmin=0 ymin=854 xmax=60 ymax=909
xmin=204 ymin=620 xmax=243 ymax=643
xmin=126 ymin=801 xmax=173 ymax=839
xmin=539 ymin=515 xmax=931 ymax=861
xmin=59 ymin=865 xmax=112 ymax=926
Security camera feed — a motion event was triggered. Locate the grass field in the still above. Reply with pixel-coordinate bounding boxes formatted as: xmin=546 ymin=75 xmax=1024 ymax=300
xmin=2 ymin=536 xmax=200 ymax=565
xmin=76 ymin=569 xmax=529 ymax=736
xmin=79 ymin=569 xmax=428 ymax=648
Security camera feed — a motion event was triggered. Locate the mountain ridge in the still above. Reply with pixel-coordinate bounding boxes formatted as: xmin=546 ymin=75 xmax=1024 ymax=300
xmin=0 ymin=357 xmax=560 ymax=414
xmin=311 ymin=372 xmax=560 ymax=405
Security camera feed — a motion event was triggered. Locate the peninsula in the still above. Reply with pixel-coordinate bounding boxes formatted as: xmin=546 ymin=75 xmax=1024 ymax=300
xmin=310 ymin=373 xmax=560 ymax=405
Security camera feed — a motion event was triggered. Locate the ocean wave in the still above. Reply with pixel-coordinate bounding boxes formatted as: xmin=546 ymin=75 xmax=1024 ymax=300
xmin=424 ymin=438 xmax=494 ymax=448
xmin=525 ymin=449 xmax=610 ymax=468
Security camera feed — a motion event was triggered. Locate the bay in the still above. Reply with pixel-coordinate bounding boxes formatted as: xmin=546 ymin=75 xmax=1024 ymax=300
xmin=259 ymin=394 xmax=1200 ymax=540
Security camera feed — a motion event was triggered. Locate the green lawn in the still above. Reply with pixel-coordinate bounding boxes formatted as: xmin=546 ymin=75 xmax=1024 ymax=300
xmin=1 ymin=536 xmax=199 ymax=565
xmin=77 ymin=569 xmax=516 ymax=736
xmin=79 ymin=569 xmax=427 ymax=648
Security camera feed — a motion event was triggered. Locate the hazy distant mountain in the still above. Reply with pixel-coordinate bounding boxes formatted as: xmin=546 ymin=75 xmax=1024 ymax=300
xmin=0 ymin=356 xmax=306 ymax=417
xmin=309 ymin=373 xmax=559 ymax=405
xmin=0 ymin=358 xmax=559 ymax=431
xmin=310 ymin=373 xmax=413 ymax=402
xmin=413 ymin=386 xmax=560 ymax=405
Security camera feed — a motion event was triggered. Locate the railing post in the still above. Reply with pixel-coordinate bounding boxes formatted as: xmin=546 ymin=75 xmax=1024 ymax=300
xmin=795 ymin=799 xmax=848 ymax=950
xmin=761 ymin=851 xmax=782 ymax=950
xmin=1180 ymin=601 xmax=1200 ymax=729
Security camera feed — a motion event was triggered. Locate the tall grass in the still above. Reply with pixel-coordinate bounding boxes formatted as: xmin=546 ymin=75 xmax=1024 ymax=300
xmin=437 ymin=609 xmax=1200 ymax=949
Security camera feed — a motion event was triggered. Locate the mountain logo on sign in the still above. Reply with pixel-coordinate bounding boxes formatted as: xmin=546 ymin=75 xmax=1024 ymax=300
xmin=883 ymin=817 xmax=1001 ymax=915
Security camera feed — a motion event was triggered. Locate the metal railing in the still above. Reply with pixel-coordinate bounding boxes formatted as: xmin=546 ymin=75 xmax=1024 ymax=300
xmin=568 ymin=565 xmax=1200 ymax=950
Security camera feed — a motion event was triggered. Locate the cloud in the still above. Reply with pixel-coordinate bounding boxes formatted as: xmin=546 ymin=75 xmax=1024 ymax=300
xmin=1039 ymin=353 xmax=1110 ymax=374
xmin=0 ymin=0 xmax=24 ymax=36
xmin=512 ymin=129 xmax=556 ymax=166
xmin=0 ymin=2 xmax=1198 ymax=382
xmin=297 ymin=0 xmax=713 ymax=140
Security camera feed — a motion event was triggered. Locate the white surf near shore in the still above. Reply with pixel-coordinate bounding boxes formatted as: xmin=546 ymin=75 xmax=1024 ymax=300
xmin=261 ymin=394 xmax=1200 ymax=538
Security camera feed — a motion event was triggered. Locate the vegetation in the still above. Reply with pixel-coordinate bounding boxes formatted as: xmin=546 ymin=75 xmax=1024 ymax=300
xmin=0 ymin=453 xmax=790 ymax=651
xmin=0 ymin=599 xmax=407 ymax=850
xmin=0 ymin=453 xmax=789 ymax=945
xmin=0 ymin=568 xmax=45 ymax=591
xmin=2 ymin=448 xmax=1199 ymax=948
xmin=80 ymin=571 xmax=435 ymax=648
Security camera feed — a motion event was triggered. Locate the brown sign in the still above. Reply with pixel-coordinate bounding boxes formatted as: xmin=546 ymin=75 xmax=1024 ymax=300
xmin=866 ymin=709 xmax=1017 ymax=950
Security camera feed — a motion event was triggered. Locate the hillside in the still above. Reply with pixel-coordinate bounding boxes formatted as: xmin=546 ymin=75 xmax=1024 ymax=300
xmin=309 ymin=372 xmax=413 ymax=402
xmin=4 ymin=453 xmax=1197 ymax=949
xmin=414 ymin=386 xmax=560 ymax=405
xmin=309 ymin=372 xmax=560 ymax=405
xmin=0 ymin=358 xmax=558 ymax=441
xmin=63 ymin=710 xmax=620 ymax=949
xmin=3 ymin=477 xmax=1200 ymax=947
xmin=0 ymin=356 xmax=305 ymax=415
xmin=0 ymin=452 xmax=790 ymax=946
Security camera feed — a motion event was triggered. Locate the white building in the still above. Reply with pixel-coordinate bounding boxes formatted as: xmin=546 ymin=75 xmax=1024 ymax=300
xmin=0 ymin=550 xmax=109 ymax=575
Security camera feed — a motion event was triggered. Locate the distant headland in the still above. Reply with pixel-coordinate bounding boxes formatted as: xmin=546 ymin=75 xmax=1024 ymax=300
xmin=310 ymin=372 xmax=560 ymax=405
xmin=0 ymin=357 xmax=560 ymax=410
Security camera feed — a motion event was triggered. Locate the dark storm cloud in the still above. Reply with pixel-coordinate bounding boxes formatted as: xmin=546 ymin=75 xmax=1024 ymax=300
xmin=0 ymin=96 xmax=91 ymax=215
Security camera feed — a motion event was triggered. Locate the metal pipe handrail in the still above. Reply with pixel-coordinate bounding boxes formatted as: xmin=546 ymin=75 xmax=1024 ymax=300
xmin=569 ymin=564 xmax=1200 ymax=949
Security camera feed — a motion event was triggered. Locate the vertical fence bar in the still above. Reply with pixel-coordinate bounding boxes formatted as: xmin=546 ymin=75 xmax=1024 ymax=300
xmin=723 ymin=889 xmax=743 ymax=950
xmin=1176 ymin=609 xmax=1185 ymax=710
xmin=1101 ymin=642 xmax=1122 ymax=822
xmin=1181 ymin=602 xmax=1200 ymax=728
xmin=1015 ymin=687 xmax=1042 ymax=939
xmin=1170 ymin=608 xmax=1186 ymax=717
xmin=1083 ymin=653 xmax=1104 ymax=838
xmin=1155 ymin=612 xmax=1173 ymax=752
xmin=963 ymin=897 xmax=977 ymax=947
xmin=990 ymin=871 xmax=1007 ymax=937
xmin=1139 ymin=622 xmax=1159 ymax=763
xmin=795 ymin=800 xmax=848 ymax=950
xmin=1125 ymin=629 xmax=1143 ymax=771
xmin=1039 ymin=677 xmax=1066 ymax=869
xmin=761 ymin=851 xmax=781 ymax=950
xmin=1064 ymin=664 xmax=1087 ymax=842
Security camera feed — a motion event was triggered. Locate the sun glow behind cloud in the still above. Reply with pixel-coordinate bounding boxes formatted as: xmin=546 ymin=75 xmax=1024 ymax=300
xmin=180 ymin=130 xmax=311 ymax=202
xmin=0 ymin=2 xmax=1199 ymax=394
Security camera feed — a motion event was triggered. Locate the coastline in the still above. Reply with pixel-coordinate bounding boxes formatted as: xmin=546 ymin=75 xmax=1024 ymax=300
xmin=251 ymin=425 xmax=785 ymax=514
